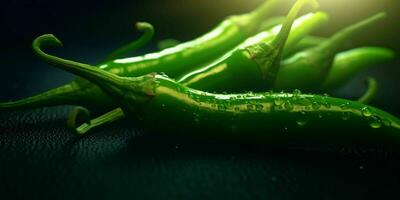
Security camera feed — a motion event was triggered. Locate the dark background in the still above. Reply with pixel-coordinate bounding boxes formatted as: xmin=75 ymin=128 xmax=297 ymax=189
xmin=1 ymin=0 xmax=400 ymax=199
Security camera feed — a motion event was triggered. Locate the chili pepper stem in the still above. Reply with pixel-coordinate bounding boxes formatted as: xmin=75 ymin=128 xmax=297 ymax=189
xmin=316 ymin=12 xmax=386 ymax=56
xmin=246 ymin=0 xmax=318 ymax=84
xmin=33 ymin=34 xmax=154 ymax=104
xmin=104 ymin=22 xmax=154 ymax=62
xmin=33 ymin=35 xmax=126 ymax=98
xmin=358 ymin=77 xmax=378 ymax=104
xmin=231 ymin=0 xmax=281 ymax=35
xmin=76 ymin=108 xmax=125 ymax=135
xmin=67 ymin=106 xmax=91 ymax=130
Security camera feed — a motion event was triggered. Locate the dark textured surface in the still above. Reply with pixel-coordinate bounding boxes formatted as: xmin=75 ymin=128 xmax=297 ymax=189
xmin=1 ymin=0 xmax=400 ymax=199
xmin=2 ymin=108 xmax=400 ymax=200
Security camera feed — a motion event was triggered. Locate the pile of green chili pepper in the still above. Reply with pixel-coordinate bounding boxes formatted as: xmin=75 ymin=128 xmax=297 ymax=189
xmin=1 ymin=0 xmax=399 ymax=145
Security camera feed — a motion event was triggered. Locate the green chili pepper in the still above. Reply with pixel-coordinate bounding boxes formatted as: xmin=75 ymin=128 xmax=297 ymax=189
xmin=156 ymin=16 xmax=288 ymax=51
xmin=31 ymin=34 xmax=400 ymax=145
xmin=274 ymin=13 xmax=388 ymax=92
xmin=0 ymin=0 xmax=283 ymax=112
xmin=180 ymin=12 xmax=387 ymax=94
xmin=320 ymin=47 xmax=395 ymax=91
xmin=178 ymin=11 xmax=328 ymax=92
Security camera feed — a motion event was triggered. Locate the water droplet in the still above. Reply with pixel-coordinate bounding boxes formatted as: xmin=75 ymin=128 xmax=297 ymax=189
xmin=256 ymin=104 xmax=264 ymax=111
xmin=284 ymin=101 xmax=293 ymax=111
xmin=158 ymin=72 xmax=169 ymax=77
xmin=312 ymin=102 xmax=321 ymax=110
xmin=369 ymin=116 xmax=382 ymax=129
xmin=274 ymin=98 xmax=283 ymax=106
xmin=175 ymin=145 xmax=179 ymax=149
xmin=296 ymin=118 xmax=309 ymax=127
xmin=362 ymin=107 xmax=372 ymax=117
xmin=322 ymin=101 xmax=331 ymax=109
xmin=218 ymin=104 xmax=227 ymax=111
xmin=283 ymin=127 xmax=288 ymax=132
xmin=359 ymin=165 xmax=364 ymax=170
xmin=293 ymin=89 xmax=302 ymax=96
xmin=271 ymin=176 xmax=278 ymax=182
xmin=323 ymin=93 xmax=330 ymax=97
xmin=247 ymin=104 xmax=254 ymax=111
xmin=342 ymin=112 xmax=350 ymax=121
xmin=318 ymin=113 xmax=323 ymax=119
xmin=369 ymin=119 xmax=382 ymax=129
xmin=340 ymin=102 xmax=350 ymax=110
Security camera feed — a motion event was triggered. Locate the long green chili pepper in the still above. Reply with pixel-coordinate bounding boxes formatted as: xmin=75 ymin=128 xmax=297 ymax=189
xmin=0 ymin=0 xmax=283 ymax=112
xmin=178 ymin=11 xmax=328 ymax=92
xmin=31 ymin=34 xmax=400 ymax=146
xmin=156 ymin=16 xmax=288 ymax=51
xmin=320 ymin=47 xmax=395 ymax=91
xmin=274 ymin=12 xmax=387 ymax=92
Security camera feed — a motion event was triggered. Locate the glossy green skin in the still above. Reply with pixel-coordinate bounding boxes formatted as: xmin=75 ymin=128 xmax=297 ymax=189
xmin=130 ymin=75 xmax=400 ymax=145
xmin=101 ymin=20 xmax=245 ymax=77
xmin=178 ymin=50 xmax=264 ymax=92
xmin=1 ymin=3 xmax=277 ymax=112
xmin=321 ymin=47 xmax=395 ymax=91
xmin=72 ymin=20 xmax=247 ymax=110
xmin=274 ymin=48 xmax=334 ymax=92
xmin=178 ymin=12 xmax=328 ymax=93
xmin=275 ymin=47 xmax=395 ymax=91
xmin=27 ymin=34 xmax=400 ymax=145
xmin=273 ymin=13 xmax=389 ymax=92
xmin=180 ymin=14 xmax=393 ymax=94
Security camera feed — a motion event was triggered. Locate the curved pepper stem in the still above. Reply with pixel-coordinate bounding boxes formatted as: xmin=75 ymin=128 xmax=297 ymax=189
xmin=247 ymin=0 xmax=318 ymax=85
xmin=358 ymin=77 xmax=378 ymax=104
xmin=33 ymin=34 xmax=133 ymax=102
xmin=33 ymin=34 xmax=156 ymax=106
xmin=316 ymin=12 xmax=386 ymax=56
xmin=105 ymin=22 xmax=154 ymax=62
